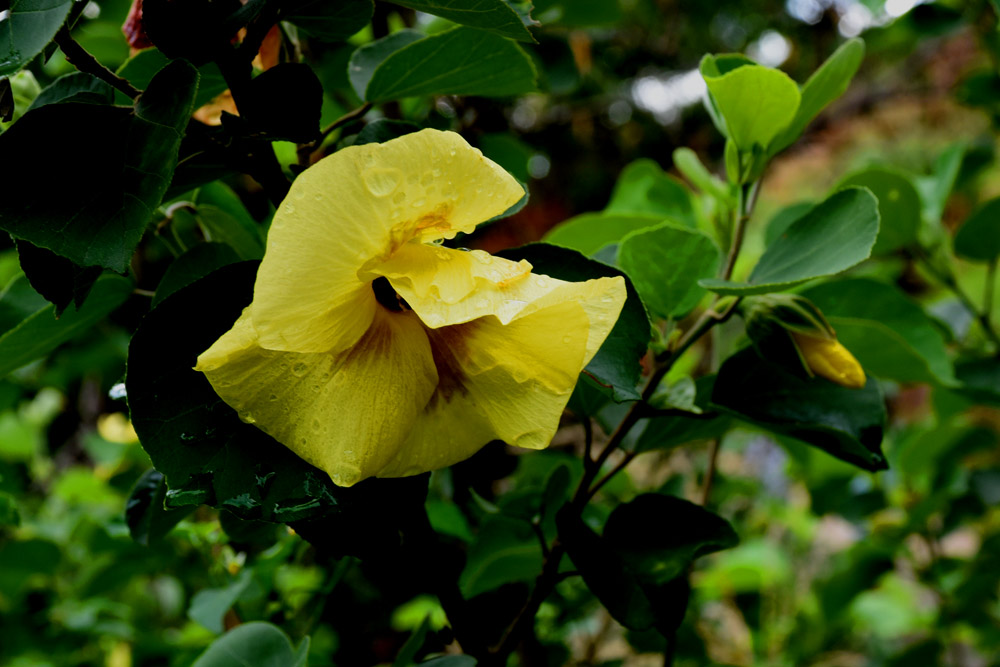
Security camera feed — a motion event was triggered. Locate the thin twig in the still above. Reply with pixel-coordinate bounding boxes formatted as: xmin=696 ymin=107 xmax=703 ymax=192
xmin=582 ymin=416 xmax=594 ymax=464
xmin=985 ymin=257 xmax=997 ymax=333
xmin=55 ymin=27 xmax=140 ymax=99
xmin=297 ymin=102 xmax=373 ymax=166
xmin=700 ymin=439 xmax=720 ymax=506
xmin=915 ymin=246 xmax=1000 ymax=349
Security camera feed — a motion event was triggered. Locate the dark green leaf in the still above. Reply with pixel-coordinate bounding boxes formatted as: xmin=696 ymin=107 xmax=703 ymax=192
xmin=711 ymin=346 xmax=887 ymax=471
xmin=283 ymin=0 xmax=373 ymax=41
xmin=118 ymin=49 xmax=228 ymax=109
xmin=543 ymin=212 xmax=665 ymax=257
xmin=955 ymin=197 xmax=1000 ymax=262
xmin=955 ymin=357 xmax=1000 ymax=404
xmin=393 ymin=615 xmax=431 ymax=667
xmin=0 ymin=274 xmax=132 ymax=376
xmin=0 ymin=60 xmax=198 ymax=272
xmin=191 ymin=621 xmax=310 ymax=667
xmin=127 ymin=262 xmax=426 ymax=523
xmin=605 ymin=159 xmax=696 ymax=227
xmin=141 ymin=0 xmax=244 ymax=64
xmin=419 ymin=657 xmax=476 ymax=667
xmin=837 ymin=167 xmax=920 ymax=254
xmin=0 ymin=538 xmax=60 ymax=598
xmin=348 ymin=30 xmax=424 ymax=100
xmin=802 ymin=279 xmax=955 ymax=385
xmin=604 ymin=494 xmax=738 ymax=586
xmin=16 ymin=240 xmax=102 ymax=315
xmin=361 ymin=27 xmax=537 ymax=102
xmin=0 ymin=491 xmax=19 ymax=527
xmin=392 ymin=0 xmax=535 ymax=41
xmin=241 ymin=63 xmax=322 ymax=143
xmin=700 ymin=187 xmax=879 ymax=295
xmin=0 ymin=0 xmax=73 ymax=77
xmin=497 ymin=244 xmax=651 ymax=402
xmin=617 ymin=224 xmax=720 ymax=319
xmin=27 ymin=72 xmax=114 ymax=111
xmin=635 ymin=375 xmax=729 ymax=452
xmin=459 ymin=515 xmax=542 ymax=598
xmin=125 ymin=468 xmax=195 ymax=546
xmin=154 ymin=243 xmax=240 ymax=308
xmin=771 ymin=38 xmax=865 ymax=154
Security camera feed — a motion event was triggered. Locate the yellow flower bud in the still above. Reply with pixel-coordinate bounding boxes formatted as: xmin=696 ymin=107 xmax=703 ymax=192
xmin=791 ymin=332 xmax=866 ymax=389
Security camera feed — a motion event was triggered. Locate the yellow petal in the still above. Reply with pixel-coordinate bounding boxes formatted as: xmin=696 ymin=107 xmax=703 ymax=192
xmin=792 ymin=333 xmax=866 ymax=389
xmin=377 ymin=299 xmax=593 ymax=478
xmin=196 ymin=309 xmax=438 ymax=487
xmin=369 ymin=242 xmax=626 ymax=366
xmin=250 ymin=129 xmax=524 ymax=354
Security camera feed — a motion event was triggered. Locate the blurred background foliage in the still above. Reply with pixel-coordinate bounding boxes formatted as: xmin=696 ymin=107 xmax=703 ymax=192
xmin=5 ymin=0 xmax=1000 ymax=665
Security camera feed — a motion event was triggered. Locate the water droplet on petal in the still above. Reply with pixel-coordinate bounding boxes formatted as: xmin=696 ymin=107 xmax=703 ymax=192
xmin=238 ymin=410 xmax=255 ymax=424
xmin=411 ymin=199 xmax=426 ymax=208
xmin=312 ymin=419 xmax=321 ymax=430
xmin=291 ymin=362 xmax=308 ymax=376
xmin=284 ymin=204 xmax=296 ymax=214
xmin=476 ymin=298 xmax=490 ymax=309
xmin=435 ymin=248 xmax=453 ymax=261
xmin=393 ymin=192 xmax=406 ymax=204
xmin=470 ymin=249 xmax=491 ymax=264
xmin=362 ymin=167 xmax=402 ymax=197
xmin=562 ymin=335 xmax=572 ymax=343
xmin=314 ymin=194 xmax=323 ymax=201
xmin=293 ymin=190 xmax=306 ymax=201
xmin=268 ymin=394 xmax=279 ymax=402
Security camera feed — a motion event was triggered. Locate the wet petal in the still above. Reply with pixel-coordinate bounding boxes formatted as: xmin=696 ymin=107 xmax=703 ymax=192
xmin=371 ymin=242 xmax=626 ymax=365
xmin=196 ymin=309 xmax=438 ymax=487
xmin=378 ymin=298 xmax=594 ymax=477
xmin=250 ymin=129 xmax=523 ymax=354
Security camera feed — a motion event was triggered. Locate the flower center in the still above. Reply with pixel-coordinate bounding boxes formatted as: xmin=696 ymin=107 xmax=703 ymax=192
xmin=371 ymin=276 xmax=412 ymax=312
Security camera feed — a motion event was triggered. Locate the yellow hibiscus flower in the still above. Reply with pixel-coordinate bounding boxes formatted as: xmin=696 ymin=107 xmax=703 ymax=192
xmin=194 ymin=129 xmax=627 ymax=487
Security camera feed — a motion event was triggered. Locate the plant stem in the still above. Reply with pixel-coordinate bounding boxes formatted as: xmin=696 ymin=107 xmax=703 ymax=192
xmin=700 ymin=439 xmax=721 ymax=506
xmin=985 ymin=257 xmax=997 ymax=332
xmin=297 ymin=102 xmax=373 ymax=166
xmin=54 ymin=27 xmax=140 ymax=99
xmin=915 ymin=247 xmax=1000 ymax=350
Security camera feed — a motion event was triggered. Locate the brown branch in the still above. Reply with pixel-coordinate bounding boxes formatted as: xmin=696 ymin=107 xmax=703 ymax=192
xmin=55 ymin=27 xmax=140 ymax=99
xmin=297 ymin=102 xmax=373 ymax=166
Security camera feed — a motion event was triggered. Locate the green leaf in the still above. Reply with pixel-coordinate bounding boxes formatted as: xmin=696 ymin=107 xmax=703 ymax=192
xmin=391 ymin=0 xmax=536 ymax=42
xmin=0 ymin=491 xmax=20 ymax=527
xmin=699 ymin=56 xmax=800 ymax=152
xmin=557 ymin=506 xmax=693 ymax=636
xmin=360 ymin=27 xmax=537 ymax=103
xmin=763 ymin=201 xmax=812 ymax=246
xmin=802 ymin=279 xmax=955 ymax=385
xmin=127 ymin=262 xmax=427 ymax=523
xmin=27 ymin=72 xmax=114 ymax=111
xmin=118 ymin=48 xmax=227 ymax=109
xmin=348 ymin=30 xmax=424 ymax=100
xmin=956 ymin=357 xmax=1000 ymax=404
xmin=771 ymin=38 xmax=865 ymax=154
xmin=955 ymin=197 xmax=1000 ymax=262
xmin=543 ymin=213 xmax=664 ymax=257
xmin=635 ymin=376 xmax=729 ymax=452
xmin=282 ymin=0 xmax=373 ymax=41
xmin=497 ymin=244 xmax=651 ymax=402
xmin=459 ymin=515 xmax=543 ymax=598
xmin=15 ymin=239 xmax=102 ymax=315
xmin=837 ymin=167 xmax=920 ymax=254
xmin=0 ymin=538 xmax=60 ymax=598
xmin=419 ymin=658 xmax=476 ymax=667
xmin=672 ymin=147 xmax=731 ymax=204
xmin=604 ymin=494 xmax=739 ymax=586
xmin=126 ymin=469 xmax=195 ymax=546
xmin=0 ymin=60 xmax=198 ymax=272
xmin=700 ymin=187 xmax=879 ymax=295
xmin=0 ymin=0 xmax=73 ymax=77
xmin=0 ymin=274 xmax=132 ymax=377
xmin=189 ymin=570 xmax=253 ymax=634
xmin=153 ymin=243 xmax=241 ymax=308
xmin=916 ymin=143 xmax=964 ymax=226
xmin=618 ymin=224 xmax=721 ymax=320
xmin=605 ymin=159 xmax=696 ymax=227
xmin=191 ymin=622 xmax=309 ymax=667
xmin=393 ymin=615 xmax=431 ymax=667
xmin=711 ymin=346 xmax=887 ymax=471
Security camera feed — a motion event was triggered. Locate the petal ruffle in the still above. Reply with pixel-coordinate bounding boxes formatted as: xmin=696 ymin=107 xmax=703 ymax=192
xmin=377 ymin=297 xmax=594 ymax=477
xmin=250 ymin=129 xmax=524 ymax=354
xmin=195 ymin=309 xmax=438 ymax=487
xmin=370 ymin=242 xmax=627 ymax=366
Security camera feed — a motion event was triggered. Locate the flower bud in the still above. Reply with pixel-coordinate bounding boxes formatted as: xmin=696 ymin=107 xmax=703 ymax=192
xmin=742 ymin=293 xmax=865 ymax=388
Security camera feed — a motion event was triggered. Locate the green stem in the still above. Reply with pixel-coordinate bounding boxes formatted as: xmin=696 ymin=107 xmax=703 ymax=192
xmin=54 ymin=27 xmax=140 ymax=99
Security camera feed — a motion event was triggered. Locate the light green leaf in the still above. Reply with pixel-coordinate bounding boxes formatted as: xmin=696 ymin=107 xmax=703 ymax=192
xmin=954 ymin=197 xmax=1000 ymax=262
xmin=916 ymin=143 xmax=964 ymax=227
xmin=0 ymin=0 xmax=73 ymax=77
xmin=195 ymin=206 xmax=265 ymax=261
xmin=392 ymin=0 xmax=536 ymax=42
xmin=700 ymin=187 xmax=879 ymax=295
xmin=618 ymin=224 xmax=720 ymax=319
xmin=771 ymin=38 xmax=865 ymax=154
xmin=543 ymin=212 xmax=664 ymax=256
xmin=360 ymin=27 xmax=537 ymax=102
xmin=672 ymin=147 xmax=731 ymax=203
xmin=837 ymin=167 xmax=920 ymax=254
xmin=803 ymin=279 xmax=955 ymax=385
xmin=0 ymin=275 xmax=132 ymax=377
xmin=605 ymin=159 xmax=696 ymax=227
xmin=191 ymin=622 xmax=310 ymax=667
xmin=763 ymin=201 xmax=812 ymax=246
xmin=700 ymin=56 xmax=800 ymax=152
xmin=189 ymin=570 xmax=253 ymax=634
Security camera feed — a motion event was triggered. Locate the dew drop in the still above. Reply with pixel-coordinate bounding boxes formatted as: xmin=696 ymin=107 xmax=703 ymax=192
xmin=238 ymin=410 xmax=255 ymax=424
xmin=392 ymin=191 xmax=406 ymax=204
xmin=313 ymin=194 xmax=323 ymax=201
xmin=411 ymin=198 xmax=426 ymax=208
xmin=432 ymin=168 xmax=442 ymax=177
xmin=312 ymin=419 xmax=321 ymax=430
xmin=293 ymin=189 xmax=306 ymax=201
xmin=291 ymin=362 xmax=308 ymax=376
xmin=562 ymin=335 xmax=572 ymax=343
xmin=268 ymin=393 xmax=279 ymax=402
xmin=470 ymin=249 xmax=491 ymax=264
xmin=435 ymin=248 xmax=453 ymax=261
xmin=487 ymin=270 xmax=501 ymax=281
xmin=284 ymin=204 xmax=296 ymax=214
xmin=536 ymin=276 xmax=550 ymax=287
xmin=361 ymin=167 xmax=402 ymax=197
